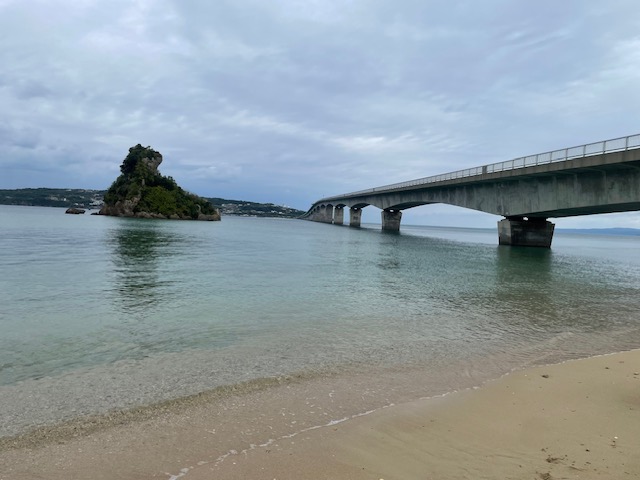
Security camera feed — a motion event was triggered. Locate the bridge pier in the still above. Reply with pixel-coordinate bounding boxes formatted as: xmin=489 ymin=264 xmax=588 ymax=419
xmin=321 ymin=205 xmax=334 ymax=223
xmin=349 ymin=207 xmax=362 ymax=228
xmin=498 ymin=217 xmax=555 ymax=248
xmin=381 ymin=209 xmax=402 ymax=232
xmin=309 ymin=207 xmax=320 ymax=222
xmin=334 ymin=206 xmax=344 ymax=225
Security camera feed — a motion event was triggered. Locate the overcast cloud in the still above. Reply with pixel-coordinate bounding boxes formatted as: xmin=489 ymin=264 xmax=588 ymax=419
xmin=2 ymin=0 xmax=639 ymax=227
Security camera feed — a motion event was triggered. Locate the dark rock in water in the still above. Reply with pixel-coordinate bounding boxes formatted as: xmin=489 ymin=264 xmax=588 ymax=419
xmin=65 ymin=208 xmax=86 ymax=214
xmin=99 ymin=144 xmax=221 ymax=221
xmin=197 ymin=213 xmax=221 ymax=221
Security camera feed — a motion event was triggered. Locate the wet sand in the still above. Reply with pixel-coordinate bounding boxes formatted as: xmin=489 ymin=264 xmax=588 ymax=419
xmin=1 ymin=350 xmax=639 ymax=479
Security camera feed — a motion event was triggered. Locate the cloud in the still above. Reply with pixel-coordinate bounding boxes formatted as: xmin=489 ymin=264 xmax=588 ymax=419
xmin=333 ymin=133 xmax=423 ymax=154
xmin=0 ymin=0 xmax=639 ymax=227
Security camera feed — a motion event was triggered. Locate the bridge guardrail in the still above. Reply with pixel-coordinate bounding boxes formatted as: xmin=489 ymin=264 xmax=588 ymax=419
xmin=318 ymin=133 xmax=640 ymax=202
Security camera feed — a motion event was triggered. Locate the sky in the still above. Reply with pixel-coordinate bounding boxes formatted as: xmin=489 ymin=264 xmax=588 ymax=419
xmin=1 ymin=0 xmax=640 ymax=228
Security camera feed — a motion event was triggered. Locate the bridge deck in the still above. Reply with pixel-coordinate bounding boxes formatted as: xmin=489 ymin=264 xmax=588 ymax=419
xmin=312 ymin=133 xmax=640 ymax=205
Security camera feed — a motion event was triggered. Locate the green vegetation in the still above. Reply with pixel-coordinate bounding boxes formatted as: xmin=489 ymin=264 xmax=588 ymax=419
xmin=120 ymin=143 xmax=146 ymax=174
xmin=102 ymin=144 xmax=218 ymax=219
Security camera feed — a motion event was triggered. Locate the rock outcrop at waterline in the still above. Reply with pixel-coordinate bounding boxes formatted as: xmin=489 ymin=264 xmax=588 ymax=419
xmin=99 ymin=144 xmax=221 ymax=221
xmin=65 ymin=207 xmax=85 ymax=214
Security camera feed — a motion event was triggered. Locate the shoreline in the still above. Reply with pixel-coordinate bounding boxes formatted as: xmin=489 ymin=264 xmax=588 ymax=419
xmin=2 ymin=349 xmax=639 ymax=479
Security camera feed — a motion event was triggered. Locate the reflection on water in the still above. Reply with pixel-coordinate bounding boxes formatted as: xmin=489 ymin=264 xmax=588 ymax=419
xmin=491 ymin=242 xmax=640 ymax=338
xmin=496 ymin=244 xmax=553 ymax=279
xmin=100 ymin=219 xmax=204 ymax=364
xmin=493 ymin=246 xmax=558 ymax=326
xmin=108 ymin=220 xmax=178 ymax=313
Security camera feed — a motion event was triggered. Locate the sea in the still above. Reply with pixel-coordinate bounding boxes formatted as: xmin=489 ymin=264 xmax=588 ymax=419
xmin=1 ymin=204 xmax=640 ymax=438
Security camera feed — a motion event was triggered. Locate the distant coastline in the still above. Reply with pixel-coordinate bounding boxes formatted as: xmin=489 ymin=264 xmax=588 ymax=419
xmin=556 ymin=227 xmax=640 ymax=236
xmin=0 ymin=188 xmax=306 ymax=219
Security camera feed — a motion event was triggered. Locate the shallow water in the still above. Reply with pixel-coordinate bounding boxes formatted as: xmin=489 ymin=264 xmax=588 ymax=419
xmin=1 ymin=205 xmax=639 ymax=437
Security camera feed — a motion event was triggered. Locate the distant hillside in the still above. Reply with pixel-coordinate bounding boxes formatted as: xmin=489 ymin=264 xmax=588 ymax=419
xmin=557 ymin=227 xmax=640 ymax=236
xmin=0 ymin=188 xmax=105 ymax=209
xmin=207 ymin=197 xmax=305 ymax=218
xmin=0 ymin=188 xmax=305 ymax=218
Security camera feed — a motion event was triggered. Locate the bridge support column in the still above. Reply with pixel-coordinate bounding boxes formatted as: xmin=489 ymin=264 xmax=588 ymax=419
xmin=333 ymin=206 xmax=344 ymax=225
xmin=498 ymin=217 xmax=555 ymax=248
xmin=381 ymin=209 xmax=402 ymax=232
xmin=349 ymin=207 xmax=362 ymax=228
xmin=319 ymin=205 xmax=333 ymax=223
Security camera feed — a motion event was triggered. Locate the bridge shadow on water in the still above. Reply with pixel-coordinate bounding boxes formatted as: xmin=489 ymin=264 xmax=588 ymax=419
xmin=492 ymin=246 xmax=559 ymax=326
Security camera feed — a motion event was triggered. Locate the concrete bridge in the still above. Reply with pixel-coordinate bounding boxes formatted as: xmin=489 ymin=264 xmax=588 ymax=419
xmin=302 ymin=134 xmax=640 ymax=247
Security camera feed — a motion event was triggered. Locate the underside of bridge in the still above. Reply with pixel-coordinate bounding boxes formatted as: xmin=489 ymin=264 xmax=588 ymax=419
xmin=306 ymin=204 xmax=557 ymax=247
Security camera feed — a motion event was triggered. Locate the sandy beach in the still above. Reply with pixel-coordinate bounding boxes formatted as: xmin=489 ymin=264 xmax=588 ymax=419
xmin=1 ymin=350 xmax=639 ymax=480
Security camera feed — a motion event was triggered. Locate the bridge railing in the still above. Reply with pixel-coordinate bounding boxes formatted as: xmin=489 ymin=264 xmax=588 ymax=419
xmin=319 ymin=133 xmax=640 ymax=202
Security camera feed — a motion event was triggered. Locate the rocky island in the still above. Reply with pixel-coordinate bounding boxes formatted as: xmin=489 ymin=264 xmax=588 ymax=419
xmin=99 ymin=145 xmax=220 ymax=221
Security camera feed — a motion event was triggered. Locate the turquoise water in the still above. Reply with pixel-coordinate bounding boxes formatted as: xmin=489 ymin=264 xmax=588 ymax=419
xmin=1 ymin=205 xmax=639 ymax=436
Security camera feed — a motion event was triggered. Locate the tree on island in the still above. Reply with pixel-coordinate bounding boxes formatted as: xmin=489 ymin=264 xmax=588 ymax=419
xmin=100 ymin=144 xmax=221 ymax=221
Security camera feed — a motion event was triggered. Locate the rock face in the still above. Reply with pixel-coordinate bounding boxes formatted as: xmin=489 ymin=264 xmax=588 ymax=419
xmin=65 ymin=207 xmax=85 ymax=214
xmin=99 ymin=144 xmax=221 ymax=221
